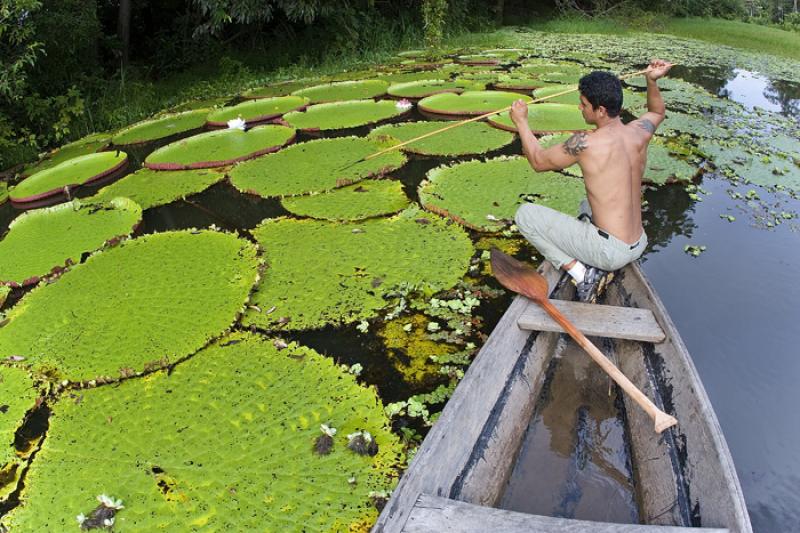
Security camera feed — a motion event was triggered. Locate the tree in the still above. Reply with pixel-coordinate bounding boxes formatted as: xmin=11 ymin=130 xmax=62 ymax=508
xmin=0 ymin=0 xmax=43 ymax=102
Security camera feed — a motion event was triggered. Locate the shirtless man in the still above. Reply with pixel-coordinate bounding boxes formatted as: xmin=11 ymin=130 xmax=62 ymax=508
xmin=511 ymin=59 xmax=673 ymax=301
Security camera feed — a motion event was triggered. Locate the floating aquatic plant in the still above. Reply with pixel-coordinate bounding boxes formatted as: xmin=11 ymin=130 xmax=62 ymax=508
xmin=10 ymin=152 xmax=128 ymax=204
xmin=281 ymin=179 xmax=409 ymax=221
xmin=1 ymin=332 xmax=404 ymax=531
xmin=292 ymin=80 xmax=389 ymax=103
xmin=205 ymin=96 xmax=309 ymax=127
xmin=241 ymin=79 xmax=320 ymax=99
xmin=0 ymin=366 xmax=40 ymax=501
xmin=419 ymin=156 xmax=584 ymax=231
xmin=144 ymin=125 xmax=295 ymax=170
xmin=229 ymin=136 xmax=407 ymax=198
xmin=418 ymin=90 xmax=530 ymax=116
xmin=700 ymin=139 xmax=800 ymax=192
xmin=88 ymin=167 xmax=225 ymax=209
xmin=0 ymin=198 xmax=142 ymax=287
xmin=387 ymin=79 xmax=484 ymax=99
xmin=283 ymin=100 xmax=409 ymax=132
xmin=494 ymin=73 xmax=549 ymax=92
xmin=370 ymin=121 xmax=514 ymax=157
xmin=19 ymin=133 xmax=111 ymax=178
xmin=378 ymin=314 xmax=458 ymax=386
xmin=0 ymin=230 xmax=260 ymax=382
xmin=111 ymin=109 xmax=208 ymax=146
xmin=644 ymin=140 xmax=698 ymax=185
xmin=489 ymin=103 xmax=588 ymax=133
xmin=532 ymin=85 xmax=581 ymax=105
xmin=243 ymin=208 xmax=473 ymax=331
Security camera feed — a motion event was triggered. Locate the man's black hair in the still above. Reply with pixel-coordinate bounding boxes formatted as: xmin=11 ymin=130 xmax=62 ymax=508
xmin=578 ymin=71 xmax=622 ymax=118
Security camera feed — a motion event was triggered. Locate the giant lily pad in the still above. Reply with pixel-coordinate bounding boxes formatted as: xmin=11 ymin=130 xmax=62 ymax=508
xmin=19 ymin=133 xmax=111 ymax=178
xmin=370 ymin=121 xmax=514 ymax=157
xmin=111 ymin=110 xmax=208 ymax=146
xmin=1 ymin=332 xmax=404 ymax=532
xmin=243 ymin=208 xmax=473 ymax=331
xmin=387 ymin=79 xmax=484 ymax=99
xmin=281 ymin=179 xmax=409 ymax=221
xmin=532 ymin=85 xmax=581 ymax=105
xmin=144 ymin=125 xmax=295 ymax=170
xmin=456 ymin=54 xmax=501 ymax=66
xmin=283 ymin=100 xmax=409 ymax=132
xmin=514 ymin=61 xmax=575 ymax=76
xmin=0 ymin=198 xmax=142 ymax=287
xmin=10 ymin=152 xmax=128 ymax=203
xmin=419 ymin=156 xmax=584 ymax=231
xmin=418 ymin=91 xmax=531 ymax=116
xmin=292 ymin=80 xmax=389 ymax=104
xmin=229 ymin=136 xmax=407 ymax=198
xmin=0 ymin=230 xmax=260 ymax=381
xmin=88 ymin=168 xmax=225 ymax=210
xmin=206 ymin=96 xmax=309 ymax=128
xmin=0 ymin=366 xmax=39 ymax=493
xmin=241 ymin=79 xmax=320 ymax=99
xmin=377 ymin=70 xmax=451 ymax=84
xmin=489 ymin=103 xmax=588 ymax=133
xmin=494 ymin=73 xmax=549 ymax=91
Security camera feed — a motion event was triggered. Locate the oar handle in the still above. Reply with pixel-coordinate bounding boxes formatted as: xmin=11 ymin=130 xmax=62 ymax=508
xmin=364 ymin=67 xmax=652 ymax=161
xmin=540 ymin=299 xmax=678 ymax=434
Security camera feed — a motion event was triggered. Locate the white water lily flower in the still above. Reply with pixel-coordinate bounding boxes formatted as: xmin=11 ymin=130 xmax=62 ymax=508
xmin=320 ymin=423 xmax=337 ymax=437
xmin=486 ymin=214 xmax=498 ymax=221
xmin=362 ymin=431 xmax=373 ymax=443
xmin=395 ymin=98 xmax=413 ymax=111
xmin=227 ymin=117 xmax=246 ymax=130
xmin=103 ymin=517 xmax=115 ymax=527
xmin=97 ymin=493 xmax=124 ymax=509
xmin=346 ymin=431 xmax=362 ymax=442
xmin=76 ymin=513 xmax=87 ymax=525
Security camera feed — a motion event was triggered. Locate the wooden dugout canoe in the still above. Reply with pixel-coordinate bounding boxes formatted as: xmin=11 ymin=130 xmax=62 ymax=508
xmin=374 ymin=262 xmax=752 ymax=533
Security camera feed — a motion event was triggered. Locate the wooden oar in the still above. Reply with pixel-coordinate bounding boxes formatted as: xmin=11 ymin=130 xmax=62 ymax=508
xmin=490 ymin=248 xmax=678 ymax=434
xmin=347 ymin=67 xmax=651 ymax=167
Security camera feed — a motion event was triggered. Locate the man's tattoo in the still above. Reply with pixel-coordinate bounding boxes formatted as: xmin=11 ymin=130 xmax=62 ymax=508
xmin=637 ymin=118 xmax=656 ymax=134
xmin=563 ymin=132 xmax=588 ymax=156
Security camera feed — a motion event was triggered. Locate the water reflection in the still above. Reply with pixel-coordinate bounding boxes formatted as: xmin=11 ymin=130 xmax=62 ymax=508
xmin=721 ymin=68 xmax=800 ymax=116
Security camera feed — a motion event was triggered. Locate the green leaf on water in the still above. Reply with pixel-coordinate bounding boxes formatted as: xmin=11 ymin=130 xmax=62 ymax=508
xmin=488 ymin=103 xmax=588 ymax=133
xmin=292 ymin=79 xmax=390 ymax=103
xmin=0 ymin=365 xmax=41 ymax=502
xmin=205 ymin=96 xmax=309 ymax=127
xmin=418 ymin=90 xmax=531 ymax=116
xmin=370 ymin=121 xmax=514 ymax=157
xmin=111 ymin=109 xmax=209 ymax=146
xmin=281 ymin=179 xmax=409 ymax=221
xmin=283 ymin=100 xmax=409 ymax=131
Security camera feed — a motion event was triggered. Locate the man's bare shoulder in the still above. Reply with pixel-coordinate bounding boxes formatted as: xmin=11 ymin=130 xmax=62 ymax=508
xmin=562 ymin=131 xmax=591 ymax=157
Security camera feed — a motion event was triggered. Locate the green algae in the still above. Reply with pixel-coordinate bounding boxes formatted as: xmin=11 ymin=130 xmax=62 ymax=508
xmin=243 ymin=208 xmax=473 ymax=331
xmin=418 ymin=90 xmax=530 ymax=116
xmin=370 ymin=121 xmax=514 ymax=157
xmin=111 ymin=110 xmax=208 ymax=146
xmin=145 ymin=125 xmax=296 ymax=170
xmin=88 ymin=167 xmax=226 ymax=210
xmin=387 ymin=79 xmax=484 ymax=99
xmin=489 ymin=103 xmax=588 ymax=133
xmin=11 ymin=152 xmax=128 ymax=203
xmin=1 ymin=332 xmax=404 ymax=532
xmin=292 ymin=80 xmax=389 ymax=103
xmin=283 ymin=100 xmax=409 ymax=132
xmin=419 ymin=156 xmax=585 ymax=232
xmin=281 ymin=179 xmax=409 ymax=221
xmin=0 ymin=198 xmax=142 ymax=287
xmin=206 ymin=96 xmax=309 ymax=127
xmin=378 ymin=314 xmax=456 ymax=386
xmin=0 ymin=230 xmax=260 ymax=382
xmin=229 ymin=136 xmax=407 ymax=198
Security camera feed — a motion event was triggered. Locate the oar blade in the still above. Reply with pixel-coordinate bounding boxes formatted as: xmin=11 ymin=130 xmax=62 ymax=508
xmin=490 ymin=248 xmax=549 ymax=303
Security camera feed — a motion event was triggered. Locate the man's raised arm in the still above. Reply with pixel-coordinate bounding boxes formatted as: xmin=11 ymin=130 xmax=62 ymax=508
xmin=510 ymin=99 xmax=580 ymax=172
xmin=633 ymin=59 xmax=673 ymax=138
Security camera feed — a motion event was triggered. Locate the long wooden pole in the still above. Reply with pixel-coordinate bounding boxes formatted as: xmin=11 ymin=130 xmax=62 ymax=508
xmin=363 ymin=67 xmax=651 ymax=162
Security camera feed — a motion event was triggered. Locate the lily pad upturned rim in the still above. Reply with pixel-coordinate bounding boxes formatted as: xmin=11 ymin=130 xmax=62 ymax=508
xmin=111 ymin=109 xmax=209 ymax=146
xmin=291 ymin=79 xmax=390 ymax=104
xmin=386 ymin=79 xmax=485 ymax=99
xmin=205 ymin=96 xmax=310 ymax=128
xmin=10 ymin=152 xmax=129 ymax=204
xmin=144 ymin=126 xmax=296 ymax=170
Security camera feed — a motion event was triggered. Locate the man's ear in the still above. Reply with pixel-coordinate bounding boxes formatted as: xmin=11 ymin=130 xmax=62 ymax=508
xmin=597 ymin=105 xmax=608 ymax=118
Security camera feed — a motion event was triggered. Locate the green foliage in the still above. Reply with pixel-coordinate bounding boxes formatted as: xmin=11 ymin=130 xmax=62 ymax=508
xmin=387 ymin=79 xmax=485 ymax=99
xmin=0 ymin=1 xmax=43 ymax=102
xmin=0 ymin=182 xmax=7 ymax=205
xmin=489 ymin=103 xmax=588 ymax=133
xmin=10 ymin=151 xmax=127 ymax=203
xmin=229 ymin=136 xmax=407 ymax=198
xmin=292 ymin=80 xmax=389 ymax=104
xmin=283 ymin=99 xmax=409 ymax=131
xmin=422 ymin=0 xmax=448 ymax=48
xmin=0 ymin=365 xmax=39 ymax=497
xmin=419 ymin=156 xmax=585 ymax=231
xmin=2 ymin=332 xmax=404 ymax=532
xmin=88 ymin=168 xmax=226 ymax=210
xmin=700 ymin=138 xmax=800 ymax=191
xmin=243 ymin=208 xmax=473 ymax=331
xmin=281 ymin=179 xmax=410 ymax=221
xmin=206 ymin=96 xmax=309 ymax=126
xmin=111 ymin=110 xmax=209 ymax=146
xmin=0 ymin=230 xmax=260 ymax=381
xmin=145 ymin=125 xmax=295 ymax=170
xmin=0 ymin=198 xmax=142 ymax=286
xmin=418 ymin=90 xmax=531 ymax=116
xmin=370 ymin=121 xmax=514 ymax=156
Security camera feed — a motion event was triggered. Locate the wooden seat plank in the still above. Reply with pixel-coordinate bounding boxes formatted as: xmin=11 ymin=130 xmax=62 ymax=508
xmin=517 ymin=299 xmax=665 ymax=343
xmin=403 ymin=494 xmax=729 ymax=533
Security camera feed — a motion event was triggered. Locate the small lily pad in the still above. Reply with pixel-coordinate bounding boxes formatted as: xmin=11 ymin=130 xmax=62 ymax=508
xmin=644 ymin=141 xmax=698 ymax=185
xmin=2 ymin=332 xmax=404 ymax=531
xmin=88 ymin=167 xmax=226 ymax=209
xmin=370 ymin=121 xmax=514 ymax=157
xmin=229 ymin=136 xmax=407 ymax=198
xmin=0 ymin=230 xmax=260 ymax=381
xmin=0 ymin=198 xmax=142 ymax=287
xmin=488 ymin=103 xmax=588 ymax=133
xmin=292 ymin=80 xmax=389 ymax=104
xmin=243 ymin=208 xmax=473 ymax=331
xmin=206 ymin=96 xmax=309 ymax=127
xmin=281 ymin=179 xmax=409 ymax=221
xmin=700 ymin=139 xmax=800 ymax=191
xmin=144 ymin=125 xmax=296 ymax=170
xmin=10 ymin=152 xmax=128 ymax=203
xmin=417 ymin=90 xmax=531 ymax=116
xmin=419 ymin=156 xmax=584 ymax=231
xmin=387 ymin=79 xmax=484 ymax=99
xmin=283 ymin=100 xmax=409 ymax=132
xmin=111 ymin=110 xmax=208 ymax=146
